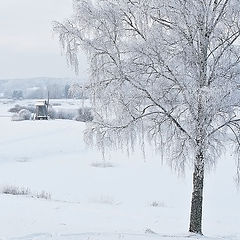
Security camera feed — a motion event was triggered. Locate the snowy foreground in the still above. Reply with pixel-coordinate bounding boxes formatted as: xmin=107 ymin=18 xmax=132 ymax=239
xmin=0 ymin=99 xmax=239 ymax=240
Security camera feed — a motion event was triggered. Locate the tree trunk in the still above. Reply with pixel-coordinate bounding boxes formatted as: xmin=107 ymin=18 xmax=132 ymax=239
xmin=189 ymin=148 xmax=204 ymax=234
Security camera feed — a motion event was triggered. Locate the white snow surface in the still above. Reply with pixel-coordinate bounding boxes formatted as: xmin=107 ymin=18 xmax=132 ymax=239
xmin=0 ymin=99 xmax=239 ymax=240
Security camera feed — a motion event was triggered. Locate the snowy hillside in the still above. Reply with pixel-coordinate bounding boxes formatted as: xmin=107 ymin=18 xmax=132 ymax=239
xmin=0 ymin=77 xmax=81 ymax=90
xmin=0 ymin=99 xmax=239 ymax=240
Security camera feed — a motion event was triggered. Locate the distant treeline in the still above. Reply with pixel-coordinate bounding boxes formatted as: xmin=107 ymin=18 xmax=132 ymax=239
xmin=0 ymin=78 xmax=88 ymax=99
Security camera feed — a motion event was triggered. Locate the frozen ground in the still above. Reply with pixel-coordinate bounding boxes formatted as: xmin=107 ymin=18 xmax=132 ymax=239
xmin=0 ymin=99 xmax=239 ymax=240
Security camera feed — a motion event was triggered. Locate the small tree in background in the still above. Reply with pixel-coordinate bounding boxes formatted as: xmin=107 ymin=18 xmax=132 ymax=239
xmin=68 ymin=83 xmax=85 ymax=99
xmin=12 ymin=90 xmax=23 ymax=100
xmin=54 ymin=0 xmax=240 ymax=234
xmin=64 ymin=84 xmax=70 ymax=99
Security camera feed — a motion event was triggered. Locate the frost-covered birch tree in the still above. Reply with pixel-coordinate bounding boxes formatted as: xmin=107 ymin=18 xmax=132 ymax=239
xmin=53 ymin=0 xmax=240 ymax=234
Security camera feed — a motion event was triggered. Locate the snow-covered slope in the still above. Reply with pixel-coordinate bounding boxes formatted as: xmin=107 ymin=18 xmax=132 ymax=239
xmin=0 ymin=99 xmax=239 ymax=240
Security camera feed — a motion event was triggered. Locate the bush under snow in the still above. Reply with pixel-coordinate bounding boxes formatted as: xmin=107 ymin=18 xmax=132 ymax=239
xmin=1 ymin=185 xmax=51 ymax=200
xmin=11 ymin=109 xmax=32 ymax=121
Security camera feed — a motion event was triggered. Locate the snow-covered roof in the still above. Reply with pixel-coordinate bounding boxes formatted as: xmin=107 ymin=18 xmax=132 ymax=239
xmin=35 ymin=101 xmax=46 ymax=106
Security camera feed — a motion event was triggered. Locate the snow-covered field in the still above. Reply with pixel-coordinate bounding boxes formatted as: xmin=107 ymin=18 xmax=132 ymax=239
xmin=0 ymin=99 xmax=239 ymax=240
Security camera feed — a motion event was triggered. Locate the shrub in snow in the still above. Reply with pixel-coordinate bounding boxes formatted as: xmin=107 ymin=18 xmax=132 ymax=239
xmin=1 ymin=185 xmax=51 ymax=200
xmin=51 ymin=102 xmax=62 ymax=106
xmin=150 ymin=201 xmax=166 ymax=208
xmin=11 ymin=113 xmax=23 ymax=121
xmin=36 ymin=191 xmax=51 ymax=200
xmin=48 ymin=107 xmax=57 ymax=119
xmin=91 ymin=161 xmax=114 ymax=168
xmin=75 ymin=107 xmax=93 ymax=122
xmin=56 ymin=109 xmax=76 ymax=120
xmin=145 ymin=228 xmax=156 ymax=234
xmin=11 ymin=109 xmax=32 ymax=121
xmin=3 ymin=100 xmax=15 ymax=105
xmin=8 ymin=104 xmax=35 ymax=113
xmin=67 ymin=102 xmax=75 ymax=105
xmin=8 ymin=104 xmax=22 ymax=113
xmin=45 ymin=107 xmax=93 ymax=121
xmin=19 ymin=109 xmax=31 ymax=120
xmin=1 ymin=186 xmax=30 ymax=196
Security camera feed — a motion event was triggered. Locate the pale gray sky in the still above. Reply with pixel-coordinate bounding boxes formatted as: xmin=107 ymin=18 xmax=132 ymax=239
xmin=0 ymin=0 xmax=88 ymax=79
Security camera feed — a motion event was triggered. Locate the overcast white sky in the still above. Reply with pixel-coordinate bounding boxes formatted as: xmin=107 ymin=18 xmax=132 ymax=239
xmin=0 ymin=0 xmax=88 ymax=79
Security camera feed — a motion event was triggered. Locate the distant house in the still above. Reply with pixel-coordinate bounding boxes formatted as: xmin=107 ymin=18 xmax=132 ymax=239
xmin=34 ymin=100 xmax=49 ymax=120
